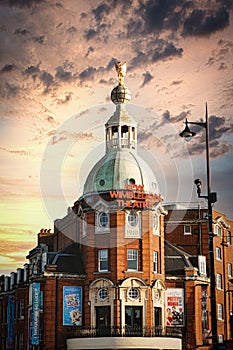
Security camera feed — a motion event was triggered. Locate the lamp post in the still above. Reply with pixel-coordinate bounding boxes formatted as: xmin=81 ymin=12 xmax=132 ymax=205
xmin=179 ymin=104 xmax=218 ymax=349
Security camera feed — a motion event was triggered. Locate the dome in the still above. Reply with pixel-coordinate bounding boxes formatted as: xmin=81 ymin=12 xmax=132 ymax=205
xmin=83 ymin=148 xmax=159 ymax=195
xmin=111 ymin=85 xmax=131 ymax=104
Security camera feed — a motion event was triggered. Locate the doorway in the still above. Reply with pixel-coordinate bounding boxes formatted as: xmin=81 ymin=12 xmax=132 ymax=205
xmin=125 ymin=306 xmax=142 ymax=335
xmin=96 ymin=306 xmax=111 ymax=336
xmin=154 ymin=307 xmax=162 ymax=335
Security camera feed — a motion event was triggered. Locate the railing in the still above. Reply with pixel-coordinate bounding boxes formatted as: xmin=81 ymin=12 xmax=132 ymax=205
xmin=67 ymin=326 xmax=182 ymax=339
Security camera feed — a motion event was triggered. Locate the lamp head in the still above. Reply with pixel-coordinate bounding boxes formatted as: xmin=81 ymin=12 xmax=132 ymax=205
xmin=179 ymin=119 xmax=196 ymax=142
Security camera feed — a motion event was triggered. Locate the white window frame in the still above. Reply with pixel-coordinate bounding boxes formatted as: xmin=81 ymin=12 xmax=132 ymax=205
xmin=226 ymin=231 xmax=231 ymax=245
xmin=95 ymin=212 xmax=110 ymax=233
xmin=217 ymin=304 xmax=223 ymax=320
xmin=228 ymin=263 xmax=232 ymax=277
xmin=216 ymin=247 xmax=221 ymax=260
xmin=82 ymin=215 xmax=87 ymax=237
xmin=184 ymin=225 xmax=191 ymax=235
xmin=214 ymin=224 xmax=222 ymax=237
xmin=98 ymin=249 xmax=108 ymax=272
xmin=127 ymin=249 xmax=138 ymax=271
xmin=198 ymin=255 xmax=207 ymax=276
xmin=152 ymin=212 xmax=160 ymax=235
xmin=153 ymin=251 xmax=158 ymax=273
xmin=218 ymin=334 xmax=224 ymax=343
xmin=216 ymin=274 xmax=222 ymax=290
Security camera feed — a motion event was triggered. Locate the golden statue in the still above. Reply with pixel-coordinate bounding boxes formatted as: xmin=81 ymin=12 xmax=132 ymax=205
xmin=115 ymin=61 xmax=127 ymax=86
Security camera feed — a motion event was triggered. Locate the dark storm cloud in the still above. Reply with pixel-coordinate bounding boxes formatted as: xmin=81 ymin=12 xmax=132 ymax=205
xmin=84 ymin=29 xmax=98 ymax=41
xmin=79 ymin=67 xmax=97 ymax=82
xmin=179 ymin=114 xmax=233 ymax=158
xmin=92 ymin=2 xmax=111 ymax=22
xmin=129 ymin=38 xmax=183 ymax=68
xmin=106 ymin=58 xmax=117 ymax=71
xmin=152 ymin=42 xmax=183 ymax=61
xmin=141 ymin=71 xmax=153 ymax=87
xmin=4 ymin=0 xmax=43 ymax=7
xmin=55 ymin=66 xmax=73 ymax=82
xmin=1 ymin=64 xmax=16 ymax=72
xmin=183 ymin=7 xmax=230 ymax=36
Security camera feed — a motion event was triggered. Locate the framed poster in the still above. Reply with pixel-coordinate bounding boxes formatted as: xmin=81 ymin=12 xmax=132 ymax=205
xmin=63 ymin=286 xmax=82 ymax=326
xmin=166 ymin=288 xmax=184 ymax=327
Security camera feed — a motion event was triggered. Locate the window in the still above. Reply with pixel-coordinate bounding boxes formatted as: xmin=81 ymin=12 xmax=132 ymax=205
xmin=198 ymin=256 xmax=207 ymax=276
xmin=127 ymin=249 xmax=138 ymax=271
xmin=128 ymin=211 xmax=138 ymax=227
xmin=95 ymin=212 xmax=110 ymax=233
xmin=228 ymin=263 xmax=232 ymax=277
xmin=218 ymin=334 xmax=224 ymax=343
xmin=98 ymin=249 xmax=108 ymax=272
xmin=19 ymin=333 xmax=24 ymax=348
xmin=18 ymin=299 xmax=24 ymax=319
xmin=82 ymin=216 xmax=87 ymax=237
xmin=184 ymin=225 xmax=191 ymax=235
xmin=216 ymin=274 xmax=222 ymax=290
xmin=153 ymin=251 xmax=158 ymax=273
xmin=98 ymin=288 xmax=108 ymax=301
xmin=153 ymin=213 xmax=160 ymax=235
xmin=99 ymin=212 xmax=109 ymax=228
xmin=217 ymin=304 xmax=223 ymax=320
xmin=128 ymin=288 xmax=139 ymax=300
xmin=226 ymin=231 xmax=231 ymax=245
xmin=216 ymin=247 xmax=221 ymax=260
xmin=214 ymin=224 xmax=222 ymax=237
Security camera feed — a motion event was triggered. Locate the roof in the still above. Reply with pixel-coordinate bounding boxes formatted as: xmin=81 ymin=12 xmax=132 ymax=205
xmin=47 ymin=243 xmax=85 ymax=275
xmin=83 ymin=148 xmax=159 ymax=195
xmin=165 ymin=240 xmax=198 ymax=277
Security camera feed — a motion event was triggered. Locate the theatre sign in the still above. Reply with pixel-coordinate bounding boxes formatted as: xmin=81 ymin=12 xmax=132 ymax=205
xmin=109 ymin=184 xmax=162 ymax=209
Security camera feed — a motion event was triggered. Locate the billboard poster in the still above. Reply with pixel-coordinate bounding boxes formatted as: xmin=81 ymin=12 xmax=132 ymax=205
xmin=7 ymin=296 xmax=15 ymax=349
xmin=63 ymin=286 xmax=82 ymax=326
xmin=201 ymin=285 xmax=209 ymax=344
xmin=32 ymin=282 xmax=40 ymax=345
xmin=166 ymin=288 xmax=184 ymax=327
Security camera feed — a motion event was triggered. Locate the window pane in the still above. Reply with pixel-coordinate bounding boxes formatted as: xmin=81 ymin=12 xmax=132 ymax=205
xmin=153 ymin=251 xmax=158 ymax=273
xmin=98 ymin=249 xmax=108 ymax=271
xmin=127 ymin=249 xmax=138 ymax=270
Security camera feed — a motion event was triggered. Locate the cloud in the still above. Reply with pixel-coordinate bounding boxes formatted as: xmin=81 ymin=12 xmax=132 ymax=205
xmin=183 ymin=7 xmax=230 ymax=37
xmin=1 ymin=64 xmax=16 ymax=72
xmin=3 ymin=0 xmax=43 ymax=8
xmin=141 ymin=71 xmax=153 ymax=87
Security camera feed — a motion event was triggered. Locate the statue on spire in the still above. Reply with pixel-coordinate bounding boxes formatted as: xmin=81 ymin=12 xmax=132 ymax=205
xmin=115 ymin=61 xmax=127 ymax=86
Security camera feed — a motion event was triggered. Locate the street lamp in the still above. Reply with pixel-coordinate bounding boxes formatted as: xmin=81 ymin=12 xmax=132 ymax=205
xmin=179 ymin=104 xmax=218 ymax=349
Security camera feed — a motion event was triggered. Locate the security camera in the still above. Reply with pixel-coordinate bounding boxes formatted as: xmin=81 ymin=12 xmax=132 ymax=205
xmin=194 ymin=179 xmax=202 ymax=196
xmin=194 ymin=179 xmax=201 ymax=187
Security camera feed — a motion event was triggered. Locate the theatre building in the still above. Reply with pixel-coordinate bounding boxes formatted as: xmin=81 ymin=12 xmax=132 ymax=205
xmin=0 ymin=63 xmax=232 ymax=349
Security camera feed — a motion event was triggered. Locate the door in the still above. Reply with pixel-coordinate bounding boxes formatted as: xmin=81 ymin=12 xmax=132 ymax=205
xmin=125 ymin=306 xmax=142 ymax=335
xmin=96 ymin=306 xmax=111 ymax=336
xmin=154 ymin=307 xmax=162 ymax=335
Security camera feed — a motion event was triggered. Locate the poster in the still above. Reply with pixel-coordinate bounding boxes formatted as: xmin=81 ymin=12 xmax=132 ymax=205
xmin=201 ymin=285 xmax=209 ymax=344
xmin=32 ymin=282 xmax=40 ymax=345
xmin=63 ymin=286 xmax=82 ymax=326
xmin=166 ymin=288 xmax=184 ymax=327
xmin=7 ymin=296 xmax=15 ymax=349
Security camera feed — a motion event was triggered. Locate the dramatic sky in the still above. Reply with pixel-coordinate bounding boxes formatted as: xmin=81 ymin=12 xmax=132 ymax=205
xmin=1 ymin=0 xmax=233 ymax=275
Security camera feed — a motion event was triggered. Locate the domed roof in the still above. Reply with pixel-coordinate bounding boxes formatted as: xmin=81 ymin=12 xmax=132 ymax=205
xmin=111 ymin=85 xmax=131 ymax=104
xmin=83 ymin=149 xmax=159 ymax=195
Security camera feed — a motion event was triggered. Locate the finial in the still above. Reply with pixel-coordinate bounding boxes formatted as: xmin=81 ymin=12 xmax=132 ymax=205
xmin=115 ymin=61 xmax=127 ymax=86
